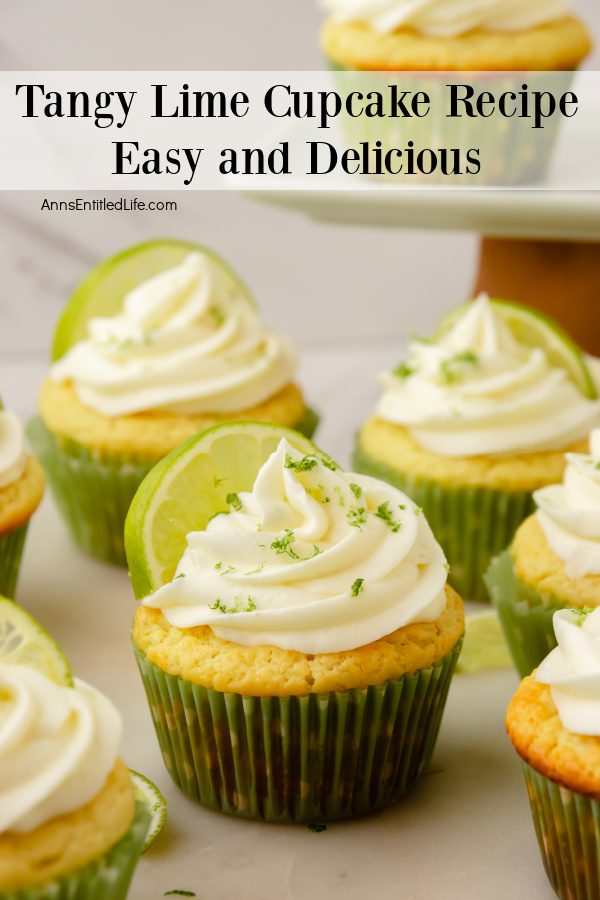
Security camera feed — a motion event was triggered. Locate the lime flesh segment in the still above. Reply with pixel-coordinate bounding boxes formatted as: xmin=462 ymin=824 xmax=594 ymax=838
xmin=125 ymin=422 xmax=334 ymax=599
xmin=437 ymin=298 xmax=597 ymax=400
xmin=0 ymin=597 xmax=73 ymax=686
xmin=52 ymin=239 xmax=255 ymax=360
xmin=456 ymin=609 xmax=512 ymax=675
xmin=130 ymin=770 xmax=167 ymax=854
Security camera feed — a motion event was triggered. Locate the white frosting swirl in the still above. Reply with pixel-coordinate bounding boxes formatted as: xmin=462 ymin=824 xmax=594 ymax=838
xmin=0 ymin=410 xmax=26 ymax=490
xmin=142 ymin=438 xmax=448 ymax=654
xmin=0 ymin=665 xmax=122 ymax=834
xmin=536 ymin=608 xmax=600 ymax=736
xmin=376 ymin=296 xmax=600 ymax=458
xmin=322 ymin=0 xmax=572 ymax=37
xmin=534 ymin=430 xmax=600 ymax=578
xmin=51 ymin=252 xmax=297 ymax=418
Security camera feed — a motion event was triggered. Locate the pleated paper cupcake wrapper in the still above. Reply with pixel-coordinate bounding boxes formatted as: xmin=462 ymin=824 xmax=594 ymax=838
xmin=0 ymin=800 xmax=150 ymax=900
xmin=134 ymin=637 xmax=461 ymax=823
xmin=523 ymin=763 xmax=600 ymax=900
xmin=326 ymin=64 xmax=574 ymax=186
xmin=353 ymin=443 xmax=534 ymax=603
xmin=485 ymin=549 xmax=565 ymax=677
xmin=26 ymin=417 xmax=153 ymax=567
xmin=0 ymin=523 xmax=29 ymax=598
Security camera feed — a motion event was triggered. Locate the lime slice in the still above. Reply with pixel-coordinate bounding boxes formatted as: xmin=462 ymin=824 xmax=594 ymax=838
xmin=125 ymin=422 xmax=334 ymax=599
xmin=52 ymin=239 xmax=255 ymax=360
xmin=437 ymin=298 xmax=597 ymax=400
xmin=130 ymin=770 xmax=167 ymax=854
xmin=456 ymin=609 xmax=512 ymax=675
xmin=0 ymin=597 xmax=73 ymax=685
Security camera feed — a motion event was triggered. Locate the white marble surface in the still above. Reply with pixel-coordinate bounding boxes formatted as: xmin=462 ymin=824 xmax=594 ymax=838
xmin=9 ymin=344 xmax=554 ymax=900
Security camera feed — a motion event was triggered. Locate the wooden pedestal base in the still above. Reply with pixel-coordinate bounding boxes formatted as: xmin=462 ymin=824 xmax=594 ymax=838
xmin=474 ymin=238 xmax=600 ymax=355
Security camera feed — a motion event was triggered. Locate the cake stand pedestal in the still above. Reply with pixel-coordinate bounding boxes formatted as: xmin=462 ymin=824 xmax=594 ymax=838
xmin=474 ymin=236 xmax=600 ymax=353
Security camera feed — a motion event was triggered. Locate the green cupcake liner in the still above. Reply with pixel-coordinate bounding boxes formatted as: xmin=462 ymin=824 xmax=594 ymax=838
xmin=523 ymin=763 xmax=600 ymax=900
xmin=485 ymin=549 xmax=566 ymax=677
xmin=0 ymin=799 xmax=150 ymax=900
xmin=27 ymin=417 xmax=153 ymax=567
xmin=27 ymin=408 xmax=320 ymax=567
xmin=134 ymin=636 xmax=461 ymax=823
xmin=353 ymin=442 xmax=534 ymax=603
xmin=327 ymin=64 xmax=575 ymax=186
xmin=0 ymin=524 xmax=28 ymax=598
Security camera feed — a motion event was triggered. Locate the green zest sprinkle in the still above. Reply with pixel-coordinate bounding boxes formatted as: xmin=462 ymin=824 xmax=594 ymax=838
xmin=226 ymin=492 xmax=242 ymax=511
xmin=209 ymin=304 xmax=225 ymax=326
xmin=307 ymin=485 xmax=330 ymax=504
xmin=333 ymin=486 xmax=346 ymax=508
xmin=392 ymin=362 xmax=413 ymax=379
xmin=245 ymin=562 xmax=265 ymax=576
xmin=175 ymin=573 xmax=186 ymax=579
xmin=209 ymin=597 xmax=257 ymax=615
xmin=321 ymin=458 xmax=338 ymax=471
xmin=349 ymin=483 xmax=362 ymax=499
xmin=444 ymin=562 xmax=451 ymax=573
xmin=164 ymin=892 xmax=196 ymax=897
xmin=308 ymin=823 xmax=327 ymax=833
xmin=285 ymin=454 xmax=318 ymax=472
xmin=350 ymin=578 xmax=364 ymax=597
xmin=414 ymin=506 xmax=423 ymax=516
xmin=574 ymin=607 xmax=595 ymax=625
xmin=439 ymin=350 xmax=479 ymax=385
xmin=347 ymin=506 xmax=367 ymax=529
xmin=271 ymin=529 xmax=299 ymax=559
xmin=374 ymin=501 xmax=402 ymax=533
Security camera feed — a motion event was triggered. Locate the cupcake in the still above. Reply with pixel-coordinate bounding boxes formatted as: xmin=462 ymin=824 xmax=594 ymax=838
xmin=486 ymin=428 xmax=600 ymax=677
xmin=353 ymin=295 xmax=600 ymax=602
xmin=0 ymin=656 xmax=149 ymax=898
xmin=0 ymin=405 xmax=44 ymax=598
xmin=319 ymin=0 xmax=592 ymax=184
xmin=507 ymin=608 xmax=600 ymax=900
xmin=28 ymin=240 xmax=317 ymax=566
xmin=127 ymin=422 xmax=464 ymax=822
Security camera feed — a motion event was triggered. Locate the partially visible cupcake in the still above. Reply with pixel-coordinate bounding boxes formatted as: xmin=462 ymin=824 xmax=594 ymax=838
xmin=486 ymin=428 xmax=600 ymax=677
xmin=28 ymin=240 xmax=317 ymax=565
xmin=320 ymin=0 xmax=592 ymax=70
xmin=0 ymin=405 xmax=44 ymax=597
xmin=0 ymin=662 xmax=149 ymax=899
xmin=319 ymin=0 xmax=592 ymax=184
xmin=507 ymin=608 xmax=600 ymax=900
xmin=353 ymin=296 xmax=600 ymax=602
xmin=128 ymin=423 xmax=464 ymax=822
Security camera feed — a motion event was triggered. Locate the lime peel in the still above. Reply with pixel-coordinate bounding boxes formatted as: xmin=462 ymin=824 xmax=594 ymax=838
xmin=436 ymin=298 xmax=597 ymax=400
xmin=130 ymin=770 xmax=167 ymax=854
xmin=52 ymin=238 xmax=255 ymax=361
xmin=456 ymin=609 xmax=513 ymax=675
xmin=125 ymin=422 xmax=335 ymax=599
xmin=0 ymin=597 xmax=73 ymax=686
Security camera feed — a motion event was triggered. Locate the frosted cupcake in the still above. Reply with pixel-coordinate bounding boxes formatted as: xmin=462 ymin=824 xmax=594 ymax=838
xmin=320 ymin=0 xmax=592 ymax=184
xmin=486 ymin=428 xmax=600 ymax=676
xmin=0 ymin=406 xmax=44 ymax=597
xmin=0 ymin=663 xmax=148 ymax=899
xmin=507 ymin=608 xmax=600 ymax=900
xmin=28 ymin=240 xmax=317 ymax=565
xmin=320 ymin=0 xmax=592 ymax=70
xmin=354 ymin=296 xmax=600 ymax=602
xmin=127 ymin=422 xmax=464 ymax=822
